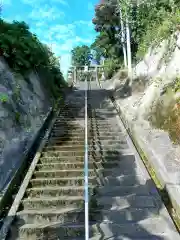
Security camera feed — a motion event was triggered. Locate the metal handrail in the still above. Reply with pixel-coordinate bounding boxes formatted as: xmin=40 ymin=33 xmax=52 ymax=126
xmin=84 ymin=75 xmax=89 ymax=240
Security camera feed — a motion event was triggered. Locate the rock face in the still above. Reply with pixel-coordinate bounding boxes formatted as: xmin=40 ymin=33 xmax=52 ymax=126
xmin=0 ymin=57 xmax=51 ymax=192
xmin=102 ymin=30 xmax=180 ymax=215
xmin=108 ymin=31 xmax=180 ymax=118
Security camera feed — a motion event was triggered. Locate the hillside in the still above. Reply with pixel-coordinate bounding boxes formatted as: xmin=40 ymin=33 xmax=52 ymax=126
xmin=0 ymin=19 xmax=67 ymax=192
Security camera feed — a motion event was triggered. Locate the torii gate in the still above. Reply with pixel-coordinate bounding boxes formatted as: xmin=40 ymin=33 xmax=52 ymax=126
xmin=68 ymin=65 xmax=105 ymax=86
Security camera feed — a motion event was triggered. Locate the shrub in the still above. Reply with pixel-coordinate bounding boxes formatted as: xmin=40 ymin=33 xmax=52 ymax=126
xmin=0 ymin=93 xmax=9 ymax=103
xmin=148 ymin=87 xmax=180 ymax=143
xmin=0 ymin=19 xmax=67 ymax=100
xmin=104 ymin=58 xmax=120 ymax=79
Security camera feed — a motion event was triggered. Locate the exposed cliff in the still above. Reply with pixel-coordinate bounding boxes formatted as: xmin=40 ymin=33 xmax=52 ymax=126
xmin=0 ymin=57 xmax=54 ymax=191
xmin=102 ymin=30 xmax=180 ymax=218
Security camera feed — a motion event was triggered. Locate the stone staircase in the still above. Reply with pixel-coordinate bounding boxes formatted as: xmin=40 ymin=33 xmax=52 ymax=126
xmin=6 ymin=90 xmax=180 ymax=239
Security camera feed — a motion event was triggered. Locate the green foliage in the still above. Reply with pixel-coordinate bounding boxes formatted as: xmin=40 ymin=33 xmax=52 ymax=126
xmin=147 ymin=86 xmax=180 ymax=143
xmin=15 ymin=111 xmax=21 ymax=124
xmin=14 ymin=84 xmax=21 ymax=101
xmin=136 ymin=8 xmax=180 ymax=59
xmin=91 ymin=0 xmax=180 ymax=67
xmin=0 ymin=19 xmax=67 ymax=100
xmin=71 ymin=45 xmax=92 ymax=66
xmin=0 ymin=93 xmax=9 ymax=103
xmin=173 ymin=76 xmax=180 ymax=92
xmin=104 ymin=58 xmax=120 ymax=78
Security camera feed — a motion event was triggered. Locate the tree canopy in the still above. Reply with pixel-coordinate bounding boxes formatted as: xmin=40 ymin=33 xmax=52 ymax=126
xmin=71 ymin=45 xmax=92 ymax=66
xmin=0 ymin=19 xmax=67 ymax=99
xmin=92 ymin=0 xmax=180 ymax=60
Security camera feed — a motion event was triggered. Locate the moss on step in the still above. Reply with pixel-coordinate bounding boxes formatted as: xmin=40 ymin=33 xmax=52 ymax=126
xmin=14 ymin=111 xmax=21 ymax=124
xmin=0 ymin=93 xmax=9 ymax=103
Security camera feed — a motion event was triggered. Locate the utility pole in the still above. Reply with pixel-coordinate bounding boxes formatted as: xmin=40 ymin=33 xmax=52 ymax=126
xmin=126 ymin=15 xmax=132 ymax=86
xmin=118 ymin=0 xmax=132 ymax=86
xmin=119 ymin=5 xmax=127 ymax=68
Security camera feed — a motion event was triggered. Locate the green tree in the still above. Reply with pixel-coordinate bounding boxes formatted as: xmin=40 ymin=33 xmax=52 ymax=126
xmin=0 ymin=19 xmax=67 ymax=100
xmin=71 ymin=45 xmax=92 ymax=66
xmin=92 ymin=0 xmax=180 ymax=64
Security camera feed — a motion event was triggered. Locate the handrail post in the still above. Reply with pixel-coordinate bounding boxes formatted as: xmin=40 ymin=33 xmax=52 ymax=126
xmin=84 ymin=66 xmax=89 ymax=240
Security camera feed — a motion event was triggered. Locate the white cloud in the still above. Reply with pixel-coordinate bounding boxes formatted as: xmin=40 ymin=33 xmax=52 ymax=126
xmin=74 ymin=20 xmax=93 ymax=28
xmin=21 ymin=0 xmax=44 ymax=5
xmin=59 ymin=39 xmax=76 ymax=52
xmin=59 ymin=53 xmax=71 ymax=77
xmin=51 ymin=0 xmax=68 ymax=6
xmin=51 ymin=24 xmax=75 ymax=38
xmin=74 ymin=36 xmax=92 ymax=44
xmin=28 ymin=17 xmax=96 ymax=75
xmin=0 ymin=0 xmax=11 ymax=5
xmin=22 ymin=0 xmax=68 ymax=6
xmin=29 ymin=4 xmax=65 ymax=20
xmin=35 ymin=21 xmax=46 ymax=28
xmin=2 ymin=14 xmax=25 ymax=23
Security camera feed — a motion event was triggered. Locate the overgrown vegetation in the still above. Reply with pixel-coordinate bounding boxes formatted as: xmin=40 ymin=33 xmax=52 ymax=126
xmin=71 ymin=45 xmax=92 ymax=67
xmin=136 ymin=8 xmax=180 ymax=59
xmin=0 ymin=92 xmax=8 ymax=103
xmin=0 ymin=19 xmax=67 ymax=100
xmin=89 ymin=0 xmax=180 ymax=76
xmin=148 ymin=76 xmax=180 ymax=143
xmin=103 ymin=58 xmax=120 ymax=79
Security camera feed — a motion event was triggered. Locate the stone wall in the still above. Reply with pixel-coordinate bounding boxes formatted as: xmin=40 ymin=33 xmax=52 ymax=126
xmin=102 ymin=30 xmax=180 ymax=217
xmin=0 ymin=57 xmax=51 ymax=192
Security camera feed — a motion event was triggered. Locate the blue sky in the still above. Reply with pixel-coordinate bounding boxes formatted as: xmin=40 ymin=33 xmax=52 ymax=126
xmin=1 ymin=0 xmax=99 ymax=77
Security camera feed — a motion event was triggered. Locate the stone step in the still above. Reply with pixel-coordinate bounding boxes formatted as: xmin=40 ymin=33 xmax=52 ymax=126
xmin=53 ymin=124 xmax=81 ymax=128
xmin=39 ymin=156 xmax=101 ymax=163
xmin=42 ymin=148 xmax=133 ymax=157
xmin=43 ymin=145 xmax=85 ymax=152
xmin=95 ymin=136 xmax=126 ymax=141
xmin=48 ymin=135 xmax=92 ymax=141
xmin=36 ymin=162 xmax=94 ymax=170
xmin=29 ymin=177 xmax=98 ymax=187
xmin=98 ymin=167 xmax=141 ymax=178
xmin=91 ymin=126 xmax=114 ymax=130
xmin=97 ymin=185 xmax=150 ymax=197
xmin=50 ymin=130 xmax=84 ymax=136
xmin=16 ymin=208 xmax=159 ymax=226
xmin=94 ymin=149 xmax=134 ymax=159
xmin=41 ymin=150 xmax=85 ymax=157
xmin=94 ymin=161 xmax=120 ymax=169
xmin=21 ymin=196 xmax=85 ymax=210
xmin=89 ymin=235 xmax=171 ymax=240
xmin=50 ymin=131 xmax=85 ymax=137
xmin=103 ymin=174 xmax=145 ymax=186
xmin=93 ymin=145 xmax=129 ymax=151
xmin=33 ymin=169 xmax=95 ymax=178
xmin=95 ymin=132 xmax=123 ymax=136
xmin=16 ymin=208 xmax=86 ymax=225
xmin=26 ymin=186 xmax=96 ymax=198
xmin=93 ymin=140 xmax=127 ymax=145
xmin=97 ymin=195 xmax=155 ymax=210
xmin=43 ymin=144 xmax=129 ymax=152
xmin=19 ymin=223 xmax=94 ymax=239
xmin=45 ymin=140 xmax=85 ymax=146
xmin=99 ymin=208 xmax=159 ymax=224
xmin=39 ymin=156 xmax=84 ymax=163
xmin=52 ymin=125 xmax=84 ymax=130
xmin=91 ymin=128 xmax=119 ymax=132
xmin=91 ymin=218 xmax=170 ymax=238
xmin=55 ymin=120 xmax=82 ymax=124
